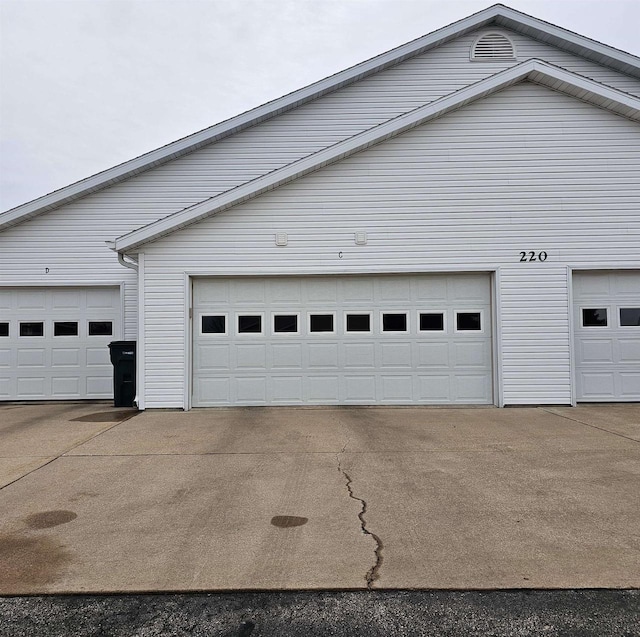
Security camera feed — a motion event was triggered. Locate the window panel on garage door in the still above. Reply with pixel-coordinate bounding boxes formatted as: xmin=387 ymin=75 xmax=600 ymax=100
xmin=192 ymin=274 xmax=493 ymax=407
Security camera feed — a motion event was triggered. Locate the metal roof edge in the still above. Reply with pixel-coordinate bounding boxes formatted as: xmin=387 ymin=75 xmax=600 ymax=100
xmin=115 ymin=59 xmax=640 ymax=253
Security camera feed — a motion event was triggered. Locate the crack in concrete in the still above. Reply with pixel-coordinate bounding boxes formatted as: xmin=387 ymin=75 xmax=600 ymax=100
xmin=336 ymin=440 xmax=383 ymax=590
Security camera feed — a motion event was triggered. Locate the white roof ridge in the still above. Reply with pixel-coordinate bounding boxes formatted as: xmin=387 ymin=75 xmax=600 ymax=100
xmin=114 ymin=59 xmax=640 ymax=252
xmin=2 ymin=4 xmax=639 ymax=231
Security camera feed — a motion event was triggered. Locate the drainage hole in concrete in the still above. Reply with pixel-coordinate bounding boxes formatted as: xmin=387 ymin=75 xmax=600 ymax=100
xmin=270 ymin=516 xmax=308 ymax=528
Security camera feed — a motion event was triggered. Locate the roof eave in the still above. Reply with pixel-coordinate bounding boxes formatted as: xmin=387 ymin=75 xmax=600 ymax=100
xmin=114 ymin=59 xmax=640 ymax=254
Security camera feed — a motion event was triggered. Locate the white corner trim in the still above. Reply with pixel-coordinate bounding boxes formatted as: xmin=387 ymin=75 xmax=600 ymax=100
xmin=114 ymin=59 xmax=640 ymax=252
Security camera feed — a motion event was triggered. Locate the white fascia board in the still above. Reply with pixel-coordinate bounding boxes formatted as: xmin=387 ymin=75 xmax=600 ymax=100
xmin=494 ymin=7 xmax=640 ymax=79
xmin=4 ymin=3 xmax=640 ymax=232
xmin=116 ymin=59 xmax=640 ymax=253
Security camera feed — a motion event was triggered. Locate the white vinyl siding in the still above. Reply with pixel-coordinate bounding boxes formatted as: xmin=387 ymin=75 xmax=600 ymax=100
xmin=2 ymin=32 xmax=638 ymax=304
xmin=140 ymin=82 xmax=640 ymax=408
xmin=0 ymin=235 xmax=137 ymax=340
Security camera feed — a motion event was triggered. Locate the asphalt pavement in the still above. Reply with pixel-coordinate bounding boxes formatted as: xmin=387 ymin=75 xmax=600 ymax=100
xmin=1 ymin=590 xmax=639 ymax=636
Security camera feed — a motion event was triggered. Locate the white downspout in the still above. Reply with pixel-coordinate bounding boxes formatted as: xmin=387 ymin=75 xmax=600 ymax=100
xmin=118 ymin=252 xmax=139 ymax=271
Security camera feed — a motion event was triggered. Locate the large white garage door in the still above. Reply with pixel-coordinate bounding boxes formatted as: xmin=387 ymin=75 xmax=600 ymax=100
xmin=573 ymin=271 xmax=640 ymax=402
xmin=192 ymin=274 xmax=493 ymax=406
xmin=0 ymin=287 xmax=120 ymax=400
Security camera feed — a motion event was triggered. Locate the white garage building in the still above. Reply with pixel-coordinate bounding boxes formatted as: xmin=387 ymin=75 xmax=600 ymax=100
xmin=1 ymin=5 xmax=639 ymax=409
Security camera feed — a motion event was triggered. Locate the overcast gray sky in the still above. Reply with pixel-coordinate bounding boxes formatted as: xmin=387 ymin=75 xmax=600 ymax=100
xmin=1 ymin=0 xmax=639 ymax=212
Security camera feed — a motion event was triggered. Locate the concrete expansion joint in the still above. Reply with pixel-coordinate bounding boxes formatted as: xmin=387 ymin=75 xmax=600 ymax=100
xmin=336 ymin=440 xmax=383 ymax=590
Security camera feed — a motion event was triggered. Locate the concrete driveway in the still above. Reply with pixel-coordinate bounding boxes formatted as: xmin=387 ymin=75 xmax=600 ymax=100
xmin=0 ymin=403 xmax=639 ymax=594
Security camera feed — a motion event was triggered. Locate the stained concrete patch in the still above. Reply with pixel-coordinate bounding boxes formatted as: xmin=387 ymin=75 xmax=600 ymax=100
xmin=271 ymin=516 xmax=308 ymax=528
xmin=25 ymin=510 xmax=77 ymax=530
xmin=0 ymin=533 xmax=71 ymax=594
xmin=70 ymin=410 xmax=138 ymax=423
xmin=0 ymin=403 xmax=137 ymax=458
xmin=66 ymin=406 xmax=635 ymax=457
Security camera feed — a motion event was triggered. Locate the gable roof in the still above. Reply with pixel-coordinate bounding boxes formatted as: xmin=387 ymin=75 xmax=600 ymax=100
xmin=2 ymin=3 xmax=640 ymax=232
xmin=114 ymin=59 xmax=640 ymax=253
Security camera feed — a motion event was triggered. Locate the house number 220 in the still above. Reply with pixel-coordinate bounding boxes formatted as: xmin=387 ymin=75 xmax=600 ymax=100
xmin=519 ymin=250 xmax=547 ymax=262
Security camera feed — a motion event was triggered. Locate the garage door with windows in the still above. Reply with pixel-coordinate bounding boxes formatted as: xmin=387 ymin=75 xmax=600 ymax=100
xmin=573 ymin=271 xmax=640 ymax=402
xmin=192 ymin=273 xmax=493 ymax=406
xmin=0 ymin=287 xmax=120 ymax=400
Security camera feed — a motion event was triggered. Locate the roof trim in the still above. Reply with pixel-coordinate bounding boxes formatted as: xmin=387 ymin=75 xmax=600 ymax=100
xmin=2 ymin=3 xmax=639 ymax=231
xmin=114 ymin=59 xmax=640 ymax=252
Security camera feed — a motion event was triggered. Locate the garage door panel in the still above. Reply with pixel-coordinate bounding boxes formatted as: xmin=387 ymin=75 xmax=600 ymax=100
xmin=17 ymin=376 xmax=46 ymax=396
xmin=415 ymin=278 xmax=448 ymax=302
xmin=377 ymin=278 xmax=411 ymax=302
xmin=579 ymin=372 xmax=615 ymax=399
xmin=17 ymin=349 xmax=46 ymax=367
xmin=17 ymin=290 xmax=46 ymax=309
xmin=236 ymin=344 xmax=266 ymax=369
xmin=272 ymin=376 xmax=303 ymax=402
xmin=231 ymin=280 xmax=265 ymax=305
xmin=51 ymin=376 xmax=81 ymax=396
xmin=269 ymin=280 xmax=302 ymax=304
xmin=380 ymin=375 xmax=413 ymax=401
xmin=380 ymin=342 xmax=412 ymax=368
xmin=0 ymin=287 xmax=119 ymax=400
xmin=620 ymin=373 xmax=640 ymax=398
xmin=453 ymin=341 xmax=489 ymax=367
xmin=344 ymin=376 xmax=376 ymax=401
xmin=342 ymin=279 xmax=374 ymax=303
xmin=450 ymin=276 xmax=489 ymax=302
xmin=53 ymin=290 xmax=82 ymax=309
xmin=0 ymin=349 xmax=11 ymax=367
xmin=618 ymin=339 xmax=640 ymax=362
xmin=615 ymin=273 xmax=640 ymax=295
xmin=305 ymin=376 xmax=340 ymax=402
xmin=51 ymin=348 xmax=80 ymax=366
xmin=235 ymin=377 xmax=266 ymax=402
xmin=197 ymin=344 xmax=230 ymax=370
xmin=86 ymin=376 xmax=113 ymax=396
xmin=308 ymin=343 xmax=339 ymax=368
xmin=417 ymin=375 xmax=450 ymax=402
xmin=0 ymin=378 xmax=11 ymax=397
xmin=574 ymin=271 xmax=640 ymax=402
xmin=86 ymin=347 xmax=111 ymax=367
xmin=196 ymin=377 xmax=230 ymax=404
xmin=417 ymin=342 xmax=449 ymax=368
xmin=193 ymin=274 xmax=493 ymax=406
xmin=579 ymin=340 xmax=614 ymax=363
xmin=304 ymin=280 xmax=337 ymax=304
xmin=344 ymin=343 xmax=376 ymax=368
xmin=454 ymin=374 xmax=491 ymax=402
xmin=271 ymin=344 xmax=303 ymax=369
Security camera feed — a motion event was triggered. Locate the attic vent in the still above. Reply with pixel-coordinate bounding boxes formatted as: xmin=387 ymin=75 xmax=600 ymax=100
xmin=471 ymin=32 xmax=516 ymax=60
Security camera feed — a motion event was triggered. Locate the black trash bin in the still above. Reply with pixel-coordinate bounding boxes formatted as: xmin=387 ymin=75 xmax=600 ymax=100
xmin=108 ymin=341 xmax=136 ymax=408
